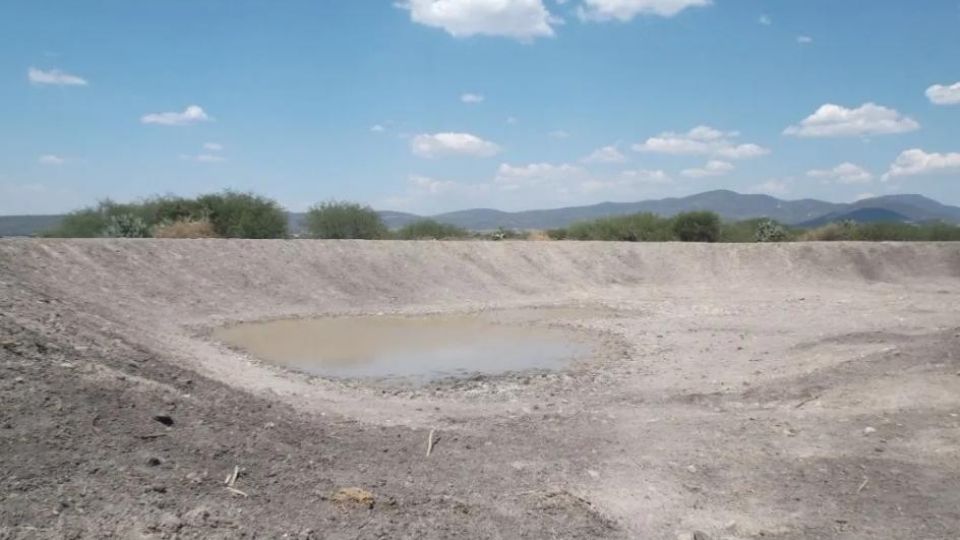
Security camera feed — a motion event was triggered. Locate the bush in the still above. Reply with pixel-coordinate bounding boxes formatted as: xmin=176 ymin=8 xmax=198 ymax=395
xmin=195 ymin=191 xmax=288 ymax=239
xmin=43 ymin=191 xmax=287 ymax=239
xmin=102 ymin=213 xmax=150 ymax=238
xmin=396 ymin=219 xmax=467 ymax=240
xmin=304 ymin=201 xmax=387 ymax=239
xmin=672 ymin=211 xmax=721 ymax=242
xmin=755 ymin=219 xmax=788 ymax=242
xmin=153 ymin=218 xmax=219 ymax=238
xmin=566 ymin=213 xmax=674 ymax=241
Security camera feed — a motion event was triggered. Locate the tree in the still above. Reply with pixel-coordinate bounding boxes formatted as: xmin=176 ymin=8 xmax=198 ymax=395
xmin=195 ymin=191 xmax=288 ymax=239
xmin=304 ymin=201 xmax=387 ymax=239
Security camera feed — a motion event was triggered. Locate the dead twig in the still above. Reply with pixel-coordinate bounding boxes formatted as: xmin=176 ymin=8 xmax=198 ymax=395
xmin=138 ymin=433 xmax=167 ymax=440
xmin=857 ymin=477 xmax=869 ymax=494
xmin=225 ymin=486 xmax=249 ymax=498
xmin=426 ymin=429 xmax=436 ymax=457
xmin=225 ymin=465 xmax=240 ymax=487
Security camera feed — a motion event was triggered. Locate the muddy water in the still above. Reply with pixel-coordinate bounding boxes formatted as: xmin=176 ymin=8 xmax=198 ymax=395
xmin=213 ymin=314 xmax=595 ymax=381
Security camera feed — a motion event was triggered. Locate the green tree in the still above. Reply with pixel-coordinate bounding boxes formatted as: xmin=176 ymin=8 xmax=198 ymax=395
xmin=304 ymin=201 xmax=387 ymax=239
xmin=672 ymin=211 xmax=721 ymax=242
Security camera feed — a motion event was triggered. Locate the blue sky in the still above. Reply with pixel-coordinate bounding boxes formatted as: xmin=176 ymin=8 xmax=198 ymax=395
xmin=1 ymin=0 xmax=958 ymax=215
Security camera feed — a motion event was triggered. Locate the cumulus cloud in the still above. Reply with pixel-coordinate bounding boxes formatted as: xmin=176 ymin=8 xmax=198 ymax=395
xmin=758 ymin=14 xmax=771 ymax=26
xmin=578 ymin=0 xmax=711 ymax=21
xmin=548 ymin=129 xmax=570 ymax=139
xmin=38 ymin=154 xmax=65 ymax=165
xmin=581 ymin=145 xmax=626 ymax=164
xmin=783 ymin=103 xmax=919 ymax=138
xmin=806 ymin=162 xmax=873 ymax=184
xmin=203 ymin=142 xmax=224 ymax=151
xmin=926 ymin=82 xmax=960 ymax=105
xmin=399 ymin=0 xmax=558 ymax=40
xmin=411 ymin=132 xmax=501 ymax=158
xmin=461 ymin=93 xmax=485 ymax=103
xmin=28 ymin=67 xmax=87 ymax=86
xmin=371 ymin=124 xmax=387 ymax=133
xmin=141 ymin=105 xmax=211 ymax=126
xmin=632 ymin=125 xmax=769 ymax=160
xmin=680 ymin=159 xmax=734 ymax=178
xmin=409 ymin=174 xmax=459 ymax=193
xmin=796 ymin=35 xmax=813 ymax=44
xmin=882 ymin=148 xmax=960 ymax=181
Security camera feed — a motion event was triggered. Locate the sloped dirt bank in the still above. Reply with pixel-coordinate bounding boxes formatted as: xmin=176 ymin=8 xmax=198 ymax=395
xmin=2 ymin=239 xmax=959 ymax=539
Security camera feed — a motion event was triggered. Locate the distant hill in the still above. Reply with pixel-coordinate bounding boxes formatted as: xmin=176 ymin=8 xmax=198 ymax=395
xmin=4 ymin=191 xmax=959 ymax=237
xmin=798 ymin=207 xmax=914 ymax=228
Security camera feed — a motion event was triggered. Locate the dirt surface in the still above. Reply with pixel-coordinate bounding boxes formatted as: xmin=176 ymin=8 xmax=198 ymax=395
xmin=2 ymin=239 xmax=959 ymax=539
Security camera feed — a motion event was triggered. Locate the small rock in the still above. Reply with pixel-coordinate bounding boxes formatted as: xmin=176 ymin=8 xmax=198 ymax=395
xmin=864 ymin=427 xmax=877 ymax=435
xmin=146 ymin=457 xmax=162 ymax=467
xmin=686 ymin=465 xmax=698 ymax=473
xmin=693 ymin=532 xmax=711 ymax=540
xmin=586 ymin=469 xmax=600 ymax=479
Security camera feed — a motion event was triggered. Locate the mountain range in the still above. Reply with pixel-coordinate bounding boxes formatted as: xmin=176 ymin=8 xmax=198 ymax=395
xmin=3 ymin=190 xmax=959 ymax=237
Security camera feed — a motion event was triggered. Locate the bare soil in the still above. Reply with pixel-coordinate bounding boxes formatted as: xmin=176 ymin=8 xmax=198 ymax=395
xmin=1 ymin=239 xmax=959 ymax=539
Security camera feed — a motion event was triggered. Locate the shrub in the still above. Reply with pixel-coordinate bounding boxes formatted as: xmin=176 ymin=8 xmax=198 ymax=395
xmin=153 ymin=218 xmax=219 ymax=238
xmin=798 ymin=220 xmax=856 ymax=241
xmin=304 ymin=201 xmax=387 ymax=239
xmin=102 ymin=213 xmax=150 ymax=238
xmin=671 ymin=211 xmax=721 ymax=242
xmin=566 ymin=213 xmax=674 ymax=241
xmin=396 ymin=219 xmax=468 ymax=240
xmin=755 ymin=219 xmax=788 ymax=242
xmin=195 ymin=191 xmax=288 ymax=239
xmin=545 ymin=228 xmax=568 ymax=240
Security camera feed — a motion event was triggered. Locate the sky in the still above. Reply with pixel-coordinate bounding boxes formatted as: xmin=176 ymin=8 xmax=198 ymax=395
xmin=1 ymin=0 xmax=959 ymax=216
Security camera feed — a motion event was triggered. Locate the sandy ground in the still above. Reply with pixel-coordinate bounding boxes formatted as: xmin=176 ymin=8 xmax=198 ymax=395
xmin=1 ymin=239 xmax=959 ymax=539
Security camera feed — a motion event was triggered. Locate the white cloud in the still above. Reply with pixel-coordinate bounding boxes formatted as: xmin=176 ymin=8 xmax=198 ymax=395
xmin=495 ymin=162 xmax=584 ymax=189
xmin=141 ymin=105 xmax=211 ymax=126
xmin=371 ymin=124 xmax=387 ymax=133
xmin=195 ymin=154 xmax=226 ymax=163
xmin=400 ymin=0 xmax=558 ymax=40
xmin=578 ymin=0 xmax=711 ymax=21
xmin=38 ymin=154 xmax=65 ymax=165
xmin=28 ymin=67 xmax=87 ymax=86
xmin=854 ymin=192 xmax=877 ymax=201
xmin=506 ymin=116 xmax=519 ymax=125
xmin=632 ymin=125 xmax=769 ymax=160
xmin=750 ymin=179 xmax=790 ymax=196
xmin=806 ymin=162 xmax=873 ymax=184
xmin=581 ymin=145 xmax=626 ymax=164
xmin=461 ymin=92 xmax=485 ymax=103
xmin=411 ymin=132 xmax=501 ymax=158
xmin=680 ymin=159 xmax=734 ymax=178
xmin=926 ymin=82 xmax=960 ymax=106
xmin=548 ymin=129 xmax=570 ymax=139
xmin=758 ymin=14 xmax=771 ymax=26
xmin=784 ymin=103 xmax=919 ymax=138
xmin=796 ymin=35 xmax=813 ymax=44
xmin=203 ymin=142 xmax=224 ymax=152
xmin=882 ymin=148 xmax=960 ymax=181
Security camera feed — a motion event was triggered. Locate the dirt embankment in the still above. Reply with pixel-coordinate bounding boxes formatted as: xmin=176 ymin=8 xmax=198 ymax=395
xmin=2 ymin=239 xmax=959 ymax=539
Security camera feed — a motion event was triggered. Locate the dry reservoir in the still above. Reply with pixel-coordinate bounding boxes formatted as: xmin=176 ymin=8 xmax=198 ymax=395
xmin=213 ymin=315 xmax=595 ymax=381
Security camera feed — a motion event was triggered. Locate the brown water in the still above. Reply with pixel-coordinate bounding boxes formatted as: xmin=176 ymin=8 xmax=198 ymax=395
xmin=213 ymin=314 xmax=594 ymax=381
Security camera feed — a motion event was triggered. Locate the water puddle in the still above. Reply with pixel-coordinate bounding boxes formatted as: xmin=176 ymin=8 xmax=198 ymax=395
xmin=213 ymin=314 xmax=594 ymax=382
